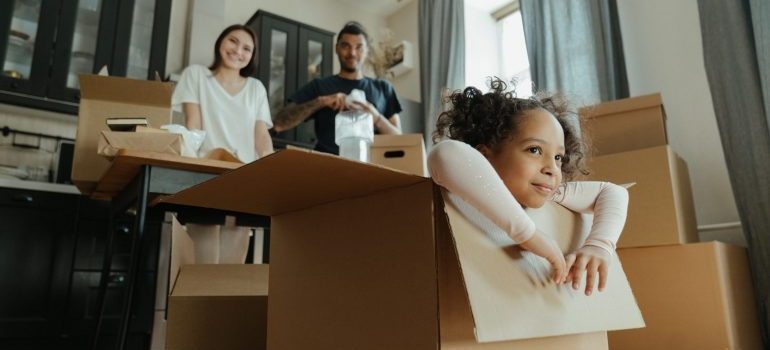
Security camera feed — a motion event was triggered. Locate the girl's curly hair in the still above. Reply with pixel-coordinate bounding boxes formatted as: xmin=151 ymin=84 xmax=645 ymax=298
xmin=433 ymin=78 xmax=589 ymax=181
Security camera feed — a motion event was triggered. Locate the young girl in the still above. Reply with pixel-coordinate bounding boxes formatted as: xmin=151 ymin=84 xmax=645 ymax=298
xmin=172 ymin=24 xmax=273 ymax=263
xmin=428 ymin=79 xmax=628 ymax=296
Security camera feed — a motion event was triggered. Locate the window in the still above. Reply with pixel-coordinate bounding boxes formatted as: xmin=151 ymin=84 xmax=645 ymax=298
xmin=499 ymin=8 xmax=532 ymax=97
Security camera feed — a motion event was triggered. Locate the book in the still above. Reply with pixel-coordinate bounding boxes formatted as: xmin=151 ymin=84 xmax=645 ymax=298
xmin=106 ymin=117 xmax=148 ymax=132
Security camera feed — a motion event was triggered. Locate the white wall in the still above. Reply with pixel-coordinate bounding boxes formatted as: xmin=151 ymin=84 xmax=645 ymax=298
xmin=464 ymin=2 xmax=501 ymax=92
xmin=616 ymin=0 xmax=744 ymax=244
xmin=386 ymin=0 xmax=421 ymax=102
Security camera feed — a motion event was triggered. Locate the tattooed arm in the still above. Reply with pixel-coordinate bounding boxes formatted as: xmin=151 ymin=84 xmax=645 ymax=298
xmin=273 ymin=93 xmax=346 ymax=132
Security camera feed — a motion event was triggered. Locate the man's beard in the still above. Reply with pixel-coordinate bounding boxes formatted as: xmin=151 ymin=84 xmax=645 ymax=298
xmin=340 ymin=64 xmax=358 ymax=73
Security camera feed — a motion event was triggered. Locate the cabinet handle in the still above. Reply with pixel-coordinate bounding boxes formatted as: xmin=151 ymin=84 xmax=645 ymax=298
xmin=115 ymin=224 xmax=130 ymax=235
xmin=108 ymin=273 xmax=126 ymax=286
xmin=11 ymin=194 xmax=34 ymax=203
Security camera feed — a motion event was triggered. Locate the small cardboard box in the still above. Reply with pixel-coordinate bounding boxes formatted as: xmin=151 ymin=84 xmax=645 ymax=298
xmin=159 ymin=150 xmax=644 ymax=349
xmin=586 ymin=145 xmax=698 ymax=248
xmin=581 ymin=93 xmax=667 ymax=156
xmin=72 ymin=74 xmax=174 ymax=194
xmin=369 ymin=133 xmax=427 ymax=176
xmin=96 ymin=131 xmax=182 ymax=157
xmin=166 ymin=264 xmax=269 ymax=350
xmin=609 ymin=242 xmax=763 ymax=349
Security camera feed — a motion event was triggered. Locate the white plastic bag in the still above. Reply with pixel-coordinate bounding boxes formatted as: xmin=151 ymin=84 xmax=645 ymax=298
xmin=161 ymin=124 xmax=206 ymax=157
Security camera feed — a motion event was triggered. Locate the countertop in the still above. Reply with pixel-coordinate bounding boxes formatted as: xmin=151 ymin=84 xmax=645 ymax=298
xmin=0 ymin=178 xmax=81 ymax=195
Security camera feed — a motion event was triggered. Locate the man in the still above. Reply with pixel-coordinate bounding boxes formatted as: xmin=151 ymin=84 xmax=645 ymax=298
xmin=273 ymin=21 xmax=402 ymax=154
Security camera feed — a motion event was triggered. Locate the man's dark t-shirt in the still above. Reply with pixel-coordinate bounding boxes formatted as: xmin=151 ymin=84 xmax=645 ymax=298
xmin=289 ymin=75 xmax=402 ymax=154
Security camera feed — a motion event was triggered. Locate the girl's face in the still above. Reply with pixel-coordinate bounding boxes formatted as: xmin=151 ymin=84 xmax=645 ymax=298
xmin=218 ymin=29 xmax=254 ymax=71
xmin=479 ymin=108 xmax=565 ymax=208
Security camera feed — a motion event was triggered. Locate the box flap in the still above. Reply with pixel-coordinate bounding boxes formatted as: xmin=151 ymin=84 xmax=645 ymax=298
xmin=79 ymin=74 xmax=174 ymax=106
xmin=371 ymin=133 xmax=425 ymax=148
xmin=441 ymin=192 xmax=644 ymax=342
xmin=171 ymin=264 xmax=268 ymax=297
xmin=580 ymin=93 xmax=664 ymax=119
xmin=157 ymin=149 xmax=429 ymax=216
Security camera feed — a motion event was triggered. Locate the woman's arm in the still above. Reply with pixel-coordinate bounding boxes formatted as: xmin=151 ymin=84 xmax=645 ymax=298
xmin=182 ymin=102 xmax=203 ymax=130
xmin=254 ymin=120 xmax=274 ymax=158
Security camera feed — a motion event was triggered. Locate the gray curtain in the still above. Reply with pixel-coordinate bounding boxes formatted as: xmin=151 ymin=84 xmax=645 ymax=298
xmin=519 ymin=0 xmax=628 ymax=103
xmin=698 ymin=0 xmax=770 ymax=346
xmin=419 ymin=0 xmax=464 ymax=146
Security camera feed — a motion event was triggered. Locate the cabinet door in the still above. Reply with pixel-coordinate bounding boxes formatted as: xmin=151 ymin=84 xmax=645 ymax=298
xmin=256 ymin=15 xmax=298 ymax=119
xmin=48 ymin=0 xmax=117 ymax=102
xmin=295 ymin=28 xmax=334 ymax=146
xmin=0 ymin=189 xmax=77 ymax=340
xmin=0 ymin=0 xmax=58 ymax=97
xmin=111 ymin=0 xmax=171 ymax=80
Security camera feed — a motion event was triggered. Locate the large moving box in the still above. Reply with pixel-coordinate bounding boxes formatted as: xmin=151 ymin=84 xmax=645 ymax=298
xmin=72 ymin=75 xmax=174 ymax=194
xmin=581 ymin=93 xmax=667 ymax=156
xmin=609 ymin=242 xmax=762 ymax=349
xmin=586 ymin=145 xmax=698 ymax=248
xmin=159 ymin=149 xmax=644 ymax=349
xmin=369 ymin=133 xmax=428 ymax=176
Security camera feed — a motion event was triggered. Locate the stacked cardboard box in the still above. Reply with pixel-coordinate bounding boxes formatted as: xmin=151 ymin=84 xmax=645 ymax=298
xmin=581 ymin=94 xmax=763 ymax=349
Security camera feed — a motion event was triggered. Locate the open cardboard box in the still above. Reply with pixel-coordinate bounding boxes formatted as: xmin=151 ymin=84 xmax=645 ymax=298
xmin=369 ymin=133 xmax=427 ymax=176
xmin=580 ymin=93 xmax=668 ymax=156
xmin=72 ymin=74 xmax=175 ymax=194
xmin=165 ymin=217 xmax=269 ymax=350
xmin=586 ymin=145 xmax=698 ymax=248
xmin=158 ymin=149 xmax=644 ymax=349
xmin=609 ymin=242 xmax=762 ymax=349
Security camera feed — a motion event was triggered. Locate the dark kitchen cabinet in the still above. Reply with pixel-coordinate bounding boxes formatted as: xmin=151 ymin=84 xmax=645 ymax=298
xmin=0 ymin=187 xmax=78 ymax=347
xmin=0 ymin=189 xmax=160 ymax=350
xmin=0 ymin=0 xmax=171 ymax=115
xmin=247 ymin=10 xmax=334 ymax=148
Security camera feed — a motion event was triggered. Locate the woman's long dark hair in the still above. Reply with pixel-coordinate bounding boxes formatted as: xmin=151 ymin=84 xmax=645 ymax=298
xmin=209 ymin=24 xmax=258 ymax=77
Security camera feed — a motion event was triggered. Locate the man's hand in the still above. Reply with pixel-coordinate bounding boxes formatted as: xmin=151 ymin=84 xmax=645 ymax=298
xmin=318 ymin=93 xmax=347 ymax=111
xmin=564 ymin=245 xmax=612 ymax=296
xmin=348 ymin=100 xmax=381 ymax=120
xmin=519 ymin=233 xmax=567 ymax=284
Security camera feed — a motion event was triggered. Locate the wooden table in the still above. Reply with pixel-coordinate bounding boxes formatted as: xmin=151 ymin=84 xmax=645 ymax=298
xmin=89 ymin=150 xmax=250 ymax=350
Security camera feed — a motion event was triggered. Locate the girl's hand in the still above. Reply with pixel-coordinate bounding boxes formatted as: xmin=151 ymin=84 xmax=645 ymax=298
xmin=518 ymin=233 xmax=567 ymax=284
xmin=564 ymin=245 xmax=612 ymax=296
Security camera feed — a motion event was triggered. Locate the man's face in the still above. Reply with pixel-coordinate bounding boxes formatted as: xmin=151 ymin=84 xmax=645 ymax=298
xmin=336 ymin=33 xmax=367 ymax=73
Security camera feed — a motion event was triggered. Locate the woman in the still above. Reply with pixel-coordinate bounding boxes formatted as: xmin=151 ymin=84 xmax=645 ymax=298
xmin=172 ymin=24 xmax=273 ymax=263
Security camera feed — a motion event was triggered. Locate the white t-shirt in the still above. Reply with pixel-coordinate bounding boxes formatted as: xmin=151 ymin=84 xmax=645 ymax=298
xmin=172 ymin=64 xmax=272 ymax=163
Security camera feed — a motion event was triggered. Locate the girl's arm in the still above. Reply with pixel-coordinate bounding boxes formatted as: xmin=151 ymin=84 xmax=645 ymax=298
xmin=254 ymin=120 xmax=274 ymax=158
xmin=553 ymin=182 xmax=629 ymax=254
xmin=427 ymin=140 xmax=537 ymax=243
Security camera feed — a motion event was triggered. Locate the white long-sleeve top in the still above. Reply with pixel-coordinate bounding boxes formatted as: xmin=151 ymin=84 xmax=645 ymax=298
xmin=427 ymin=140 xmax=628 ymax=254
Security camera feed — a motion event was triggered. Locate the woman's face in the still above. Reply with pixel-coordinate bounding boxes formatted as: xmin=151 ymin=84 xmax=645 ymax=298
xmin=218 ymin=29 xmax=254 ymax=71
xmin=479 ymin=109 xmax=565 ymax=208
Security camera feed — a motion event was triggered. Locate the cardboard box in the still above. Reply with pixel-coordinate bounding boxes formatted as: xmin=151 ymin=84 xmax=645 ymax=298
xmin=166 ymin=264 xmax=269 ymax=350
xmin=72 ymin=74 xmax=174 ymax=194
xmin=581 ymin=93 xmax=667 ymax=156
xmin=586 ymin=145 xmax=698 ymax=248
xmin=97 ymin=131 xmax=182 ymax=157
xmin=369 ymin=133 xmax=427 ymax=176
xmin=159 ymin=149 xmax=644 ymax=349
xmin=609 ymin=242 xmax=762 ymax=350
